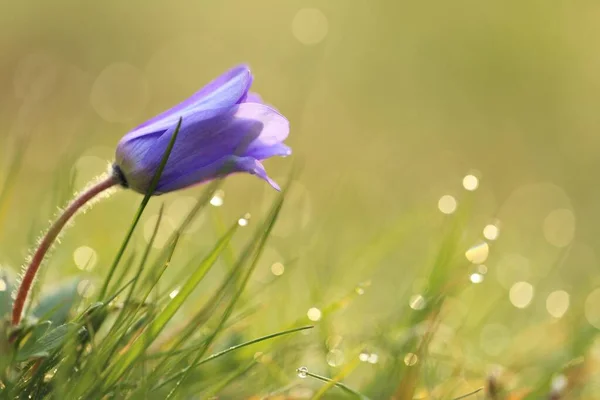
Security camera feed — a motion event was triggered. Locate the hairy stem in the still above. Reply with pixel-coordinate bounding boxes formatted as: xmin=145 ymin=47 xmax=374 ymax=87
xmin=12 ymin=173 xmax=119 ymax=326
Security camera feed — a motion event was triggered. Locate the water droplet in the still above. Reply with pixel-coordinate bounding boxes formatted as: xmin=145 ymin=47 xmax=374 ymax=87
xmin=367 ymin=353 xmax=379 ymax=364
xmin=477 ymin=264 xmax=488 ymax=274
xmin=404 ymin=353 xmax=418 ymax=366
xmin=238 ymin=218 xmax=248 ymax=227
xmin=438 ymin=195 xmax=457 ymax=214
xmin=271 ymin=262 xmax=285 ymax=276
xmin=551 ymin=374 xmax=567 ymax=393
xmin=462 ymin=174 xmax=479 ymax=191
xmin=307 ymin=307 xmax=322 ymax=321
xmin=358 ymin=351 xmax=369 ymax=362
xmin=169 ymin=288 xmax=180 ymax=299
xmin=326 ymin=349 xmax=345 ymax=367
xmin=0 ymin=279 xmax=6 ymax=292
xmin=470 ymin=273 xmax=484 ymax=284
xmin=73 ymin=246 xmax=98 ymax=271
xmin=409 ymin=294 xmax=426 ymax=310
xmin=296 ymin=366 xmax=308 ymax=378
xmin=483 ymin=224 xmax=500 ymax=241
xmin=210 ymin=190 xmax=225 ymax=207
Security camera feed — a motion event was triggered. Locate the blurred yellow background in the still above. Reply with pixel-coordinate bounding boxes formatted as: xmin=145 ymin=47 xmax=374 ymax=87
xmin=3 ymin=1 xmax=600 ymax=396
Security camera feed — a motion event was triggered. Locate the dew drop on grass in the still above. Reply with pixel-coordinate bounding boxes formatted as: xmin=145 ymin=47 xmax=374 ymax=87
xmin=296 ymin=366 xmax=308 ymax=378
xmin=470 ymin=273 xmax=484 ymax=284
xmin=307 ymin=307 xmax=322 ymax=321
xmin=358 ymin=351 xmax=369 ymax=362
xmin=404 ymin=353 xmax=418 ymax=366
xmin=210 ymin=190 xmax=224 ymax=207
xmin=409 ymin=294 xmax=426 ymax=310
xmin=367 ymin=353 xmax=379 ymax=364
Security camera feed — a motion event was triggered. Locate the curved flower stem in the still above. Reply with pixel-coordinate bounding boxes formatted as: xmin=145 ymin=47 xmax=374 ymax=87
xmin=12 ymin=174 xmax=119 ymax=326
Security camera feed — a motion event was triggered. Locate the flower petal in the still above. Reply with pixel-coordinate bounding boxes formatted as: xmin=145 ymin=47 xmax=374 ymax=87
xmin=246 ymin=143 xmax=292 ymax=160
xmin=125 ymin=65 xmax=252 ymax=140
xmin=156 ymin=155 xmax=279 ymax=193
xmin=239 ymin=92 xmax=263 ymax=104
xmin=155 ymin=103 xmax=288 ymax=178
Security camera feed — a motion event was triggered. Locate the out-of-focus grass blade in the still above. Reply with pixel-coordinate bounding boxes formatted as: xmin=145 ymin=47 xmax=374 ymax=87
xmin=452 ymin=387 xmax=483 ymax=400
xmin=101 ymin=223 xmax=237 ymax=388
xmin=164 ymin=182 xmax=288 ymax=399
xmin=153 ymin=325 xmax=313 ymax=390
xmin=112 ymin=204 xmax=165 ymax=327
xmin=98 ymin=117 xmax=182 ymax=299
xmin=200 ymin=360 xmax=256 ymax=398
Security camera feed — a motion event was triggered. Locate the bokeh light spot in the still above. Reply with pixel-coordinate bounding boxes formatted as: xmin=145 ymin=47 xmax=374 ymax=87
xmin=90 ymin=62 xmax=149 ymax=122
xmin=543 ymin=209 xmax=575 ymax=248
xmin=271 ymin=262 xmax=285 ymax=276
xmin=409 ymin=294 xmax=426 ymax=310
xmin=462 ymin=174 xmax=479 ymax=191
xmin=210 ymin=190 xmax=225 ymax=207
xmin=483 ymin=224 xmax=500 ymax=241
xmin=546 ymin=290 xmax=569 ymax=318
xmin=585 ymin=288 xmax=600 ymax=329
xmin=438 ymin=195 xmax=457 ymax=214
xmin=509 ymin=281 xmax=534 ymax=309
xmin=73 ymin=246 xmax=98 ymax=271
xmin=143 ymin=215 xmax=176 ymax=249
xmin=404 ymin=353 xmax=418 ymax=366
xmin=326 ymin=349 xmax=345 ymax=367
xmin=307 ymin=307 xmax=322 ymax=321
xmin=77 ymin=280 xmax=95 ymax=298
xmin=292 ymin=8 xmax=328 ymax=45
xmin=465 ymin=242 xmax=489 ymax=264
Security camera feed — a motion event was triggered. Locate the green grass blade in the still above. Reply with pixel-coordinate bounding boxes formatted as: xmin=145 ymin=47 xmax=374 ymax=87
xmin=98 ymin=117 xmax=183 ymax=299
xmin=101 ymin=223 xmax=237 ymax=388
xmin=303 ymin=370 xmax=370 ymax=400
xmin=165 ymin=184 xmax=287 ymax=399
xmin=153 ymin=325 xmax=313 ymax=390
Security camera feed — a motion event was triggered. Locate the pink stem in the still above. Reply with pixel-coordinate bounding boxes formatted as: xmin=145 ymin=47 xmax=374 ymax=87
xmin=12 ymin=174 xmax=119 ymax=326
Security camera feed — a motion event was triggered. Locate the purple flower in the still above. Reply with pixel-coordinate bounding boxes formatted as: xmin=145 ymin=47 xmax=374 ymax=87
xmin=114 ymin=65 xmax=291 ymax=194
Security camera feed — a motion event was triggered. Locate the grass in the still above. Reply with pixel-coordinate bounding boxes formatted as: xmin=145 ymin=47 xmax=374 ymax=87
xmin=0 ymin=128 xmax=598 ymax=399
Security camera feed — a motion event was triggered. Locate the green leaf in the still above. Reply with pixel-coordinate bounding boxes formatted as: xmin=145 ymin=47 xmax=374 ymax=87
xmin=17 ymin=323 xmax=77 ymax=361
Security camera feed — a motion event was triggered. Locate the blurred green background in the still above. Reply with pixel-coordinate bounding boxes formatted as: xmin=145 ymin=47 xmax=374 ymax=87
xmin=3 ymin=0 xmax=600 ymax=397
